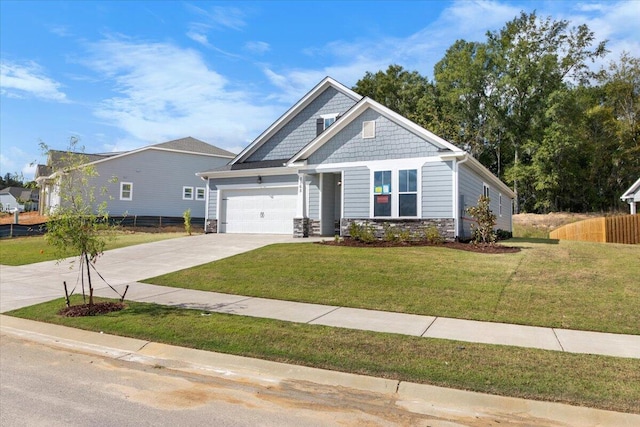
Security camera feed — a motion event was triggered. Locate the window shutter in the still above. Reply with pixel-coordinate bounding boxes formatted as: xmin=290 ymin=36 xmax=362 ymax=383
xmin=316 ymin=118 xmax=324 ymax=136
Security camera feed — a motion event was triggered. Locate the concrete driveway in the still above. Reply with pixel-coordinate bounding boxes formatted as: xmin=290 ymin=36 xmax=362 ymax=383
xmin=0 ymin=233 xmax=308 ymax=313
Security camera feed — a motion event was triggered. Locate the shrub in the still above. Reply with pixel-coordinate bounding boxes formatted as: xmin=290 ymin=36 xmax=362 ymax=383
xmin=466 ymin=196 xmax=497 ymax=244
xmin=183 ymin=209 xmax=192 ymax=236
xmin=424 ymin=225 xmax=444 ymax=244
xmin=495 ymin=229 xmax=513 ymax=241
xmin=349 ymin=222 xmax=376 ymax=243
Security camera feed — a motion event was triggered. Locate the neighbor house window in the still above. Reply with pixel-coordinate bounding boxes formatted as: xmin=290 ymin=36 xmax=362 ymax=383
xmin=499 ymin=193 xmax=503 ymax=216
xmin=398 ymin=169 xmax=417 ymax=217
xmin=120 ymin=182 xmax=133 ymax=201
xmin=483 ymin=183 xmax=490 ymax=198
xmin=373 ymin=170 xmax=392 ymax=216
xmin=183 ymin=186 xmax=194 ymax=200
xmin=196 ymin=187 xmax=206 ymax=201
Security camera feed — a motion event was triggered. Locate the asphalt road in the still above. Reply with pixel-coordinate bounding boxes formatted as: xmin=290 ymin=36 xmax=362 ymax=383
xmin=0 ymin=333 xmax=450 ymax=427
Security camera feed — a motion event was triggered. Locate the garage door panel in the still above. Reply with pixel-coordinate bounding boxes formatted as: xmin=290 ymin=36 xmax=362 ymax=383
xmin=221 ymin=187 xmax=297 ymax=234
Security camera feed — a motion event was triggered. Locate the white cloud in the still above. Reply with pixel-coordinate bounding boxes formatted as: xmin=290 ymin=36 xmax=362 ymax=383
xmin=82 ymin=37 xmax=278 ymax=152
xmin=0 ymin=60 xmax=68 ymax=102
xmin=185 ymin=4 xmax=247 ymax=31
xmin=244 ymin=41 xmax=270 ymax=55
xmin=186 ymin=30 xmax=211 ymax=47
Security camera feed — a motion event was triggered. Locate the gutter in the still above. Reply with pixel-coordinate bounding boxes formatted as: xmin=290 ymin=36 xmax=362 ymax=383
xmin=453 ymin=154 xmax=470 ymax=240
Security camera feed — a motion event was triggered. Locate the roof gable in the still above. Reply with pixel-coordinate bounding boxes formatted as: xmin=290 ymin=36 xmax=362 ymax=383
xmin=231 ymin=77 xmax=362 ymax=165
xmin=151 ymin=137 xmax=235 ymax=157
xmin=288 ymin=97 xmax=462 ymax=164
xmin=621 ymin=177 xmax=640 ymax=200
xmin=38 ymin=137 xmax=235 ymax=179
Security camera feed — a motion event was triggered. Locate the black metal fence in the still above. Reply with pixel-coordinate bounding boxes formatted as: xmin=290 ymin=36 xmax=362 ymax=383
xmin=0 ymin=215 xmax=204 ymax=239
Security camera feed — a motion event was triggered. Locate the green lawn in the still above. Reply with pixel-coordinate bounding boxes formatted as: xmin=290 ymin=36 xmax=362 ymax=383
xmin=8 ymin=297 xmax=640 ymax=414
xmin=145 ymin=239 xmax=640 ymax=335
xmin=0 ymin=232 xmax=185 ymax=265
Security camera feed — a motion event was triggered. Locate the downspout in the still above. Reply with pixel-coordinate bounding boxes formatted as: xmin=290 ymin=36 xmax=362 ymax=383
xmin=454 ymin=154 xmax=469 ymax=241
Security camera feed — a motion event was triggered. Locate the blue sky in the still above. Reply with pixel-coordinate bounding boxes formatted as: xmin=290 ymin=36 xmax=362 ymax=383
xmin=1 ymin=1 xmax=638 ymax=181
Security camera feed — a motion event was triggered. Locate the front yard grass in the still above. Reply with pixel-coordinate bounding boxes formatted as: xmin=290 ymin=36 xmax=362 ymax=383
xmin=7 ymin=297 xmax=640 ymax=414
xmin=145 ymin=239 xmax=640 ymax=335
xmin=0 ymin=232 xmax=184 ymax=266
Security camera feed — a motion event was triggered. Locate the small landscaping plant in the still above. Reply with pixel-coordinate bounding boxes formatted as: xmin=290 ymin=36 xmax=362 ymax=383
xmin=183 ymin=208 xmax=192 ymax=236
xmin=466 ymin=195 xmax=497 ymax=244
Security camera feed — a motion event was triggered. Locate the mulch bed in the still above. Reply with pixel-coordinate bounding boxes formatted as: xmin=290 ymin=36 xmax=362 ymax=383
xmin=58 ymin=302 xmax=125 ymax=317
xmin=317 ymin=239 xmax=520 ymax=254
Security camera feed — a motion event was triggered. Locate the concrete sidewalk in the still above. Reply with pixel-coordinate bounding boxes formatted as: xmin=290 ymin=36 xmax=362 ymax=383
xmin=93 ymin=281 xmax=640 ymax=359
xmin=2 ymin=233 xmax=639 ymax=359
xmin=2 ymin=315 xmax=638 ymax=427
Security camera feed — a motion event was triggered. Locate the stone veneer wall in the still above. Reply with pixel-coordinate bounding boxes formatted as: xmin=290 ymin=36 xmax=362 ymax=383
xmin=293 ymin=218 xmax=309 ymax=238
xmin=204 ymin=219 xmax=217 ymax=234
xmin=340 ymin=218 xmax=455 ymax=242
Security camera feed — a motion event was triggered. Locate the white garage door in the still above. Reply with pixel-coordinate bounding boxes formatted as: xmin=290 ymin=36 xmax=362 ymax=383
xmin=220 ymin=187 xmax=297 ymax=234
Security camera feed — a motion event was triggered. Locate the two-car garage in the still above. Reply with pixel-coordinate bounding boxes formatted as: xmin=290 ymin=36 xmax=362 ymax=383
xmin=218 ymin=187 xmax=298 ymax=234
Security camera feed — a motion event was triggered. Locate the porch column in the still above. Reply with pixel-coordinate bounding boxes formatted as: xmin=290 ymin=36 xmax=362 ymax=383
xmin=293 ymin=173 xmax=309 ymax=237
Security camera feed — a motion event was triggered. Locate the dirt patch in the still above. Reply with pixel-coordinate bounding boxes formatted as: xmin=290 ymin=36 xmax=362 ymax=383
xmin=317 ymin=239 xmax=520 ymax=254
xmin=58 ymin=302 xmax=124 ymax=317
xmin=0 ymin=211 xmax=48 ymax=225
xmin=513 ymin=212 xmax=600 ymax=233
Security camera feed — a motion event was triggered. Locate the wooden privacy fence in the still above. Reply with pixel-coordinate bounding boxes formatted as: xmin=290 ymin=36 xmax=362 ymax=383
xmin=550 ymin=214 xmax=639 ymax=244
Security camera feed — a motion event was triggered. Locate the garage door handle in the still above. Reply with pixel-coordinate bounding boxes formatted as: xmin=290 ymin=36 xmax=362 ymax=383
xmin=260 ymin=212 xmax=265 ymax=218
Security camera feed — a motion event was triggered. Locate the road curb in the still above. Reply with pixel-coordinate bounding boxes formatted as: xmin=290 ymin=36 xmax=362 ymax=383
xmin=2 ymin=315 xmax=638 ymax=427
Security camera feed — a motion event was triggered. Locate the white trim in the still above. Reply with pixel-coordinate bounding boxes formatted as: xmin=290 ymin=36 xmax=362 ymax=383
xmin=182 ymin=186 xmax=194 ymax=200
xmin=318 ymin=173 xmax=323 ymax=220
xmin=231 ymin=77 xmax=362 ymax=165
xmin=196 ymin=166 xmax=295 ymax=179
xmin=369 ymin=167 xmax=421 ymax=219
xmin=483 ymin=182 xmax=490 ymax=198
xmin=120 ymin=182 xmax=133 ymax=201
xmin=204 ymin=178 xmax=210 ymax=221
xmin=196 ymin=187 xmax=206 ymax=201
xmin=288 ymin=97 xmax=463 ymax=164
xmin=362 ymin=120 xmax=376 ymax=139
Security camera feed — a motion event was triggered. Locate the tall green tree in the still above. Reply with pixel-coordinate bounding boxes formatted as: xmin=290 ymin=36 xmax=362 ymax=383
xmin=353 ymin=65 xmax=436 ymax=127
xmin=486 ymin=11 xmax=606 ymax=212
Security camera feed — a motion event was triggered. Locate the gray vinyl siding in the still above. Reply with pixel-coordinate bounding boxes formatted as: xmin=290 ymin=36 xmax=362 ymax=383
xmin=308 ymin=109 xmax=440 ymax=165
xmin=308 ymin=175 xmax=320 ymax=220
xmin=342 ymin=167 xmax=370 ymax=218
xmin=246 ymin=87 xmax=357 ymax=162
xmin=422 ymin=161 xmax=453 ymax=218
xmin=91 ymin=149 xmax=228 ymax=218
xmin=458 ymin=164 xmax=512 ymax=237
xmin=206 ymin=174 xmax=298 ymax=220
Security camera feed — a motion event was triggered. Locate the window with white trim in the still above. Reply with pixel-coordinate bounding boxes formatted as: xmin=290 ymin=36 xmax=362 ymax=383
xmin=183 ymin=186 xmax=194 ymax=200
xmin=398 ymin=169 xmax=417 ymax=217
xmin=499 ymin=193 xmax=503 ymax=216
xmin=373 ymin=169 xmax=418 ymax=217
xmin=120 ymin=182 xmax=133 ymax=201
xmin=362 ymin=120 xmax=375 ymax=139
xmin=196 ymin=187 xmax=206 ymax=201
xmin=323 ymin=114 xmax=337 ymax=130
xmin=483 ymin=183 xmax=490 ymax=198
xmin=373 ymin=170 xmax=392 ymax=217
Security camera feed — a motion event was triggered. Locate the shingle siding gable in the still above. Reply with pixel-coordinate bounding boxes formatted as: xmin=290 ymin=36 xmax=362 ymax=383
xmin=307 ymin=109 xmax=441 ymax=165
xmin=246 ymin=87 xmax=357 ymax=162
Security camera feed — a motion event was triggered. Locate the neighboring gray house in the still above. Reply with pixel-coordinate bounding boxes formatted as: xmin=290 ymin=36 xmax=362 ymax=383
xmin=0 ymin=187 xmax=37 ymax=212
xmin=621 ymin=178 xmax=640 ymax=215
xmin=36 ymin=137 xmax=235 ymax=218
xmin=197 ymin=77 xmax=514 ymax=240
